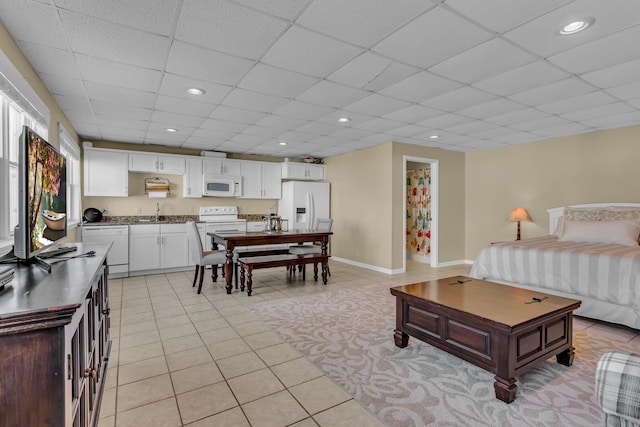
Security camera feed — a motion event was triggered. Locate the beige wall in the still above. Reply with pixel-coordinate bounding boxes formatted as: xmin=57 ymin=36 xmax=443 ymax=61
xmin=465 ymin=125 xmax=640 ymax=259
xmin=325 ymin=142 xmax=465 ymax=271
xmin=1 ymin=21 xmax=80 ymax=241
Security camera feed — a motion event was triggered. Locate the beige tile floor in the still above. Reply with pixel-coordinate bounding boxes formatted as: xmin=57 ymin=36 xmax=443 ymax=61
xmin=97 ymin=261 xmax=640 ymax=427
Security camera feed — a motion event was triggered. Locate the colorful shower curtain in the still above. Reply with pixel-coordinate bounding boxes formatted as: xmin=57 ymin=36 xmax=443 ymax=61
xmin=407 ymin=168 xmax=431 ymax=256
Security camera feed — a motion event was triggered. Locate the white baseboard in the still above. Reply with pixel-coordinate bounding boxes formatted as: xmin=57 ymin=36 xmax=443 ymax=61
xmin=331 ymin=256 xmax=404 ymax=275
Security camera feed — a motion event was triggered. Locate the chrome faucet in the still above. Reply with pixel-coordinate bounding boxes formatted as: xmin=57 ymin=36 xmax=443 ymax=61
xmin=155 ymin=203 xmax=160 ymax=222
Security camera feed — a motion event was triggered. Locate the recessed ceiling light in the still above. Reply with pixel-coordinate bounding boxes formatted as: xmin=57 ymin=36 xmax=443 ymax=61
xmin=165 ymin=128 xmax=178 ymax=132
xmin=338 ymin=117 xmax=351 ymax=123
xmin=558 ymin=17 xmax=595 ymax=35
xmin=186 ymin=87 xmax=206 ymax=95
xmin=279 ymin=141 xmax=287 ymax=146
xmin=428 ymin=134 xmax=441 ymax=139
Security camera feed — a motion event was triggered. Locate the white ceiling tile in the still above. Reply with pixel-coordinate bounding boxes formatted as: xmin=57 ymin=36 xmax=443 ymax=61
xmin=145 ymin=130 xmax=189 ymax=144
xmin=0 ymin=1 xmax=68 ymax=49
xmin=421 ymin=87 xmax=496 ymax=112
xmin=548 ymin=25 xmax=640 ymax=74
xmin=383 ymin=105 xmax=443 ymax=123
xmin=330 ymin=128 xmax=375 ymax=141
xmin=165 ymin=41 xmax=255 ymax=86
xmin=472 ymin=126 xmax=521 ymax=140
xmin=209 ymin=106 xmax=268 ymax=124
xmin=580 ymin=57 xmax=640 ymax=89
xmin=316 ymin=111 xmax=375 ymax=126
xmin=511 ymin=115 xmax=572 ymax=132
xmin=296 ymin=0 xmax=433 ymax=46
xmin=85 ymin=82 xmax=156 ymax=109
xmin=94 ymin=116 xmax=149 ymax=130
xmin=560 ymin=102 xmax=635 ymax=121
xmin=53 ymin=94 xmax=92 ymax=112
xmin=508 ymin=77 xmax=594 ymax=106
xmin=230 ymin=134 xmax=272 ymax=145
xmin=76 ymin=54 xmax=162 ymax=92
xmin=606 ymin=82 xmax=640 ymax=101
xmin=485 ymin=108 xmax=550 ymax=126
xmin=98 ymin=127 xmax=146 ymax=138
xmin=537 ymin=91 xmax=616 ymax=114
xmin=39 ymin=73 xmax=86 ymax=98
xmin=327 ymin=52 xmax=417 ymax=91
xmin=238 ymin=63 xmax=319 ymax=98
xmin=343 ymin=94 xmax=411 ymax=117
xmin=430 ymin=38 xmax=537 ymax=84
xmin=354 ymin=118 xmax=406 ymax=133
xmin=473 ymin=62 xmax=570 ymax=96
xmin=53 ymin=0 xmax=181 ymax=36
xmin=295 ymin=81 xmax=369 ymax=108
xmin=17 ymin=42 xmax=80 ymax=79
xmin=261 ymin=26 xmax=362 ymax=77
xmin=447 ymin=120 xmax=499 ymax=135
xmin=231 ymin=0 xmax=310 ymax=20
xmin=533 ymin=123 xmax=591 ymax=138
xmin=504 ymin=0 xmax=640 ymax=58
xmin=379 ymin=71 xmax=462 ymax=103
xmin=190 ymin=128 xmax=235 ymax=141
xmin=241 ymin=125 xmax=286 ymax=138
xmin=373 ymin=7 xmax=493 ymax=68
xmin=256 ymin=114 xmax=311 ymax=130
xmin=492 ymin=132 xmax=542 ymax=145
xmin=59 ymin=10 xmax=170 ymax=69
xmin=580 ymin=111 xmax=640 ymax=128
xmin=150 ymin=110 xmax=205 ymax=128
xmin=457 ymin=99 xmax=526 ymax=119
xmin=387 ymin=125 xmax=431 ymax=137
xmin=272 ymin=101 xmax=334 ymax=121
xmin=199 ymin=118 xmax=249 ymax=134
xmin=417 ymin=113 xmax=472 ymax=129
xmin=154 ymin=95 xmax=217 ymax=117
xmin=158 ymin=73 xmax=232 ymax=104
xmin=445 ymin=0 xmax=571 ymax=34
xmin=91 ymin=100 xmax=153 ymax=120
xmin=222 ymin=88 xmax=289 ymax=113
xmin=296 ymin=122 xmax=345 ymax=136
xmin=175 ymin=0 xmax=287 ymax=59
xmin=277 ymin=131 xmax=320 ymax=143
xmin=147 ymin=122 xmax=196 ymax=136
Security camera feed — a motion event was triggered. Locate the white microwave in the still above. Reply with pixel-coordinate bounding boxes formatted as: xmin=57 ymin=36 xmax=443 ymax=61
xmin=203 ymin=175 xmax=242 ymax=197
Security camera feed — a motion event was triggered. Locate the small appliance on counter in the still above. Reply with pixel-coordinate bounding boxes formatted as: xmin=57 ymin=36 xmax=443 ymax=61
xmin=83 ymin=207 xmax=103 ymax=223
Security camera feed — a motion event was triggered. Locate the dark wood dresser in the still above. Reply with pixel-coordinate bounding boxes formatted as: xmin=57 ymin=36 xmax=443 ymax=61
xmin=0 ymin=243 xmax=111 ymax=427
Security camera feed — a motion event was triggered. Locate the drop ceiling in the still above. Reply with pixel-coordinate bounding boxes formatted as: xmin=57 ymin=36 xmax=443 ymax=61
xmin=2 ymin=0 xmax=640 ymax=158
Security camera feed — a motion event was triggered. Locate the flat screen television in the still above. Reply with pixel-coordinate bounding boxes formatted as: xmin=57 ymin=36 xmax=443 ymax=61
xmin=13 ymin=125 xmax=67 ymax=265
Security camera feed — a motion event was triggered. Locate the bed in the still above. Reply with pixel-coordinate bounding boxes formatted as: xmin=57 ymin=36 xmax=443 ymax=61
xmin=470 ymin=203 xmax=640 ymax=330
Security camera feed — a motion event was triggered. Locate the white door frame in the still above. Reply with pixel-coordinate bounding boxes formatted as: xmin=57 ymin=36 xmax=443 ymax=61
xmin=403 ymin=156 xmax=438 ymax=269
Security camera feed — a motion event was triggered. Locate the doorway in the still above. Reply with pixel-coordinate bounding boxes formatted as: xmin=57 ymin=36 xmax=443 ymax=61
xmin=403 ymin=156 xmax=438 ymax=270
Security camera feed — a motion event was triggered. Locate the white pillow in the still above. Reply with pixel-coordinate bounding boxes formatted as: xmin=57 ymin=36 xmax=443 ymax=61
xmin=559 ymin=220 xmax=640 ymax=246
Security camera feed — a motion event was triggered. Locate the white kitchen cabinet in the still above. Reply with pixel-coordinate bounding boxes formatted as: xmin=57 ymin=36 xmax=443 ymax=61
xmin=83 ymin=148 xmax=129 ymax=197
xmin=183 ymin=157 xmax=203 ymax=198
xmin=240 ymin=161 xmax=282 ymax=199
xmin=203 ymin=158 xmax=241 ymax=176
xmin=281 ymin=162 xmax=324 ymax=180
xmin=128 ymin=152 xmax=185 ymax=174
xmin=129 ymin=224 xmax=189 ymax=273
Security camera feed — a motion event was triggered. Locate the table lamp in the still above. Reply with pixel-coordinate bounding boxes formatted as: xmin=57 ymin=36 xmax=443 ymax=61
xmin=508 ymin=208 xmax=532 ymax=240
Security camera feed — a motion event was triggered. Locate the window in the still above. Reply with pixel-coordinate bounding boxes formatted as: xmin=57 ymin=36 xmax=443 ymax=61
xmin=0 ymin=53 xmax=50 ymax=249
xmin=59 ymin=125 xmax=81 ymax=226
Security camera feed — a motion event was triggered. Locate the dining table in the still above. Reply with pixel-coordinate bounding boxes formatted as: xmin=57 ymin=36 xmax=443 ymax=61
xmin=208 ymin=229 xmax=333 ymax=294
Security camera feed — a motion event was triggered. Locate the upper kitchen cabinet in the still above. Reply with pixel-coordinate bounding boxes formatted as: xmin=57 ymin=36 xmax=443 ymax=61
xmin=183 ymin=156 xmax=203 ymax=198
xmin=84 ymin=148 xmax=129 ymax=197
xmin=128 ymin=152 xmax=185 ymax=174
xmin=281 ymin=162 xmax=325 ymax=180
xmin=240 ymin=161 xmax=281 ymax=199
xmin=203 ymin=158 xmax=241 ymax=176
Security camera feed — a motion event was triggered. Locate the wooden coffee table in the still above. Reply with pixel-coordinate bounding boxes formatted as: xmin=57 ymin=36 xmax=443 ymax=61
xmin=390 ymin=276 xmax=581 ymax=403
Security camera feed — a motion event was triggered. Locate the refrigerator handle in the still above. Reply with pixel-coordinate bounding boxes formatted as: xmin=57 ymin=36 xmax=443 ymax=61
xmin=308 ymin=191 xmax=315 ymax=230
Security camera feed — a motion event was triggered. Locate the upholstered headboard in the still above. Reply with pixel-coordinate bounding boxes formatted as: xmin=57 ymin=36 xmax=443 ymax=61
xmin=547 ymin=203 xmax=640 ymax=234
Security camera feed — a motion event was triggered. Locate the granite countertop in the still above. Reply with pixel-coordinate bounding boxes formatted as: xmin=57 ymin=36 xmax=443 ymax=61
xmin=82 ymin=214 xmax=266 ymax=226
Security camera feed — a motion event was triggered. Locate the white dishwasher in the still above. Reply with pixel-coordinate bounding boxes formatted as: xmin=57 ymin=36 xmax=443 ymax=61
xmin=81 ymin=225 xmax=129 ymax=277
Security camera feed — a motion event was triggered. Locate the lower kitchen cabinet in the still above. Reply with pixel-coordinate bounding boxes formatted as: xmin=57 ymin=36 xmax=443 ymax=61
xmin=129 ymin=224 xmax=190 ymax=273
xmin=0 ymin=243 xmax=111 ymax=427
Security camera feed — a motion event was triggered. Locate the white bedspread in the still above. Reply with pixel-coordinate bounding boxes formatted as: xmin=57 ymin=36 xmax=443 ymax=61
xmin=470 ymin=236 xmax=640 ymax=315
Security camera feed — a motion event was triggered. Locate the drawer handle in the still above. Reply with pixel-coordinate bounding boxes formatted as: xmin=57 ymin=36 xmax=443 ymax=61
xmin=84 ymin=368 xmax=97 ymax=379
xmin=102 ymin=307 xmax=110 ymax=315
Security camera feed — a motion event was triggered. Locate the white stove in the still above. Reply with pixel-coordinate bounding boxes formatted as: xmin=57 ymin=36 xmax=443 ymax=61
xmin=199 ymin=207 xmax=246 ymax=250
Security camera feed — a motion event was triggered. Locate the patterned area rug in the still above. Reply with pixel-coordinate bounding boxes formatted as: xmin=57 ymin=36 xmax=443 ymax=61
xmin=249 ymin=283 xmax=638 ymax=427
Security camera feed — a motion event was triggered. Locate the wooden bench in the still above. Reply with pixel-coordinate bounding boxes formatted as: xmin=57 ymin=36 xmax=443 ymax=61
xmin=231 ymin=248 xmax=291 ymax=289
xmin=237 ymin=253 xmax=330 ymax=296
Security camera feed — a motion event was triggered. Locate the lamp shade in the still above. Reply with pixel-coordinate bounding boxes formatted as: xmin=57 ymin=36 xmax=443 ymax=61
xmin=508 ymin=207 xmax=532 ymax=222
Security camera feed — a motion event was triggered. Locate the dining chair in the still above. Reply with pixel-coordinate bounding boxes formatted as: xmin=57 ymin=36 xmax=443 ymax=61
xmin=186 ymin=221 xmax=227 ymax=294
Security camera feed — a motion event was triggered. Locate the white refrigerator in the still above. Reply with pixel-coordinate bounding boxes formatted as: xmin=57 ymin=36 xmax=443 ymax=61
xmin=278 ymin=181 xmax=330 ymax=230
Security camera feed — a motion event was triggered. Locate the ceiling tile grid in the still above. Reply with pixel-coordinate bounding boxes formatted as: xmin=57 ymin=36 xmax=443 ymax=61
xmin=0 ymin=0 xmax=639 ymax=158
